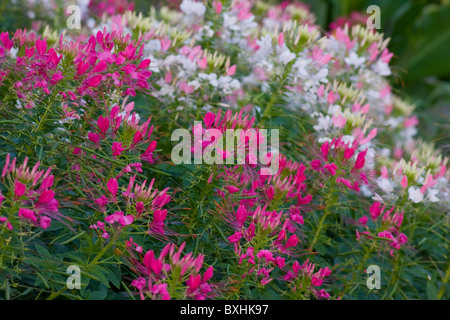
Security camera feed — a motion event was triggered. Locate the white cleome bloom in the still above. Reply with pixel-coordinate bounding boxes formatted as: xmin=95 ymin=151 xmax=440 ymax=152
xmin=313 ymin=115 xmax=332 ymax=131
xmin=377 ymin=177 xmax=394 ymax=194
xmin=180 ymin=0 xmax=206 ymax=17
xmin=373 ymin=60 xmax=391 ymax=76
xmin=278 ymin=45 xmax=296 ymax=65
xmin=344 ymin=51 xmax=366 ymax=69
xmin=427 ymin=189 xmax=439 ymax=202
xmin=408 ymin=186 xmax=424 ymax=203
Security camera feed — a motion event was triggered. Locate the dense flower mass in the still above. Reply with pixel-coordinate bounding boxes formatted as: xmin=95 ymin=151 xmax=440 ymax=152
xmin=0 ymin=0 xmax=448 ymax=301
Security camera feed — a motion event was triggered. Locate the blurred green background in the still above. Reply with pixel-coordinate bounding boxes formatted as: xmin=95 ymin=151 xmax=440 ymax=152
xmin=1 ymin=0 xmax=449 ymax=154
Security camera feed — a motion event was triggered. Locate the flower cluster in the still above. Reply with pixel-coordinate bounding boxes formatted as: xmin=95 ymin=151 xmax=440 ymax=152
xmin=127 ymin=242 xmax=215 ymax=300
xmin=90 ymin=174 xmax=171 ymax=238
xmin=0 ymin=154 xmax=60 ymax=230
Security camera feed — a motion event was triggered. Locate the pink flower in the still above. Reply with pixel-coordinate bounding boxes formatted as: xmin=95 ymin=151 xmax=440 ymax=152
xmin=311 ymin=276 xmax=323 ymax=286
xmin=404 ymin=115 xmax=418 ymax=128
xmin=187 ymin=274 xmax=202 ymax=291
xmin=354 ymin=149 xmax=367 ymax=170
xmin=321 ymin=141 xmax=329 ymax=159
xmin=35 ymin=38 xmax=47 ymax=55
xmin=401 ymin=175 xmax=408 ymax=189
xmin=112 ymin=142 xmax=124 ymax=157
xmin=266 ymin=185 xmax=275 ymax=200
xmin=284 ymin=234 xmax=299 ymax=249
xmin=0 ymin=216 xmax=13 ymax=230
xmin=323 ymin=163 xmax=337 ymax=176
xmin=88 ymin=132 xmax=100 ymax=144
xmin=50 ymin=71 xmax=63 ymax=85
xmin=204 ymin=112 xmax=215 ymax=128
xmin=203 ymin=266 xmax=214 ymax=282
xmin=105 ymin=211 xmax=134 ymax=226
xmin=310 ymin=159 xmax=322 ymax=171
xmin=369 ymin=202 xmax=382 ymax=220
xmin=135 ymin=201 xmax=144 ymax=214
xmin=227 ymin=64 xmax=236 ymax=76
xmin=40 ymin=216 xmax=52 ymax=229
xmin=327 ymin=92 xmax=336 ymax=104
xmin=398 ymin=233 xmax=408 ymax=244
xmin=332 ymin=114 xmax=346 ymax=128
xmin=298 ymin=194 xmax=312 ymax=205
xmin=226 ymin=185 xmax=239 ymax=193
xmin=228 ymin=231 xmax=242 ymax=243
xmin=137 ymin=59 xmax=151 ymax=70
xmin=14 ymin=181 xmax=26 ymax=198
xmin=97 ymin=116 xmax=110 ymax=134
xmin=18 ymin=208 xmax=37 ymax=222
xmin=235 ymin=205 xmax=247 ymax=226
xmin=153 ymin=209 xmax=167 ymax=223
xmin=257 ymin=250 xmax=274 ymax=262
xmin=278 ymin=32 xmax=284 ymax=47
xmin=95 ymin=195 xmax=109 ymax=211
xmin=197 ymin=56 xmax=207 ymax=69
xmin=215 ymin=1 xmax=223 ymax=13
xmin=420 ymin=174 xmax=437 ymax=194
xmin=87 ymin=74 xmax=102 ymax=87
xmin=149 ymin=258 xmax=163 ymax=274
xmin=336 ymin=177 xmax=352 ymax=189
xmin=107 ymin=178 xmax=118 ymax=199
xmin=179 ymin=80 xmax=195 ymax=94
xmin=358 ymin=216 xmax=368 ymax=226
xmin=38 ymin=189 xmax=55 ymax=204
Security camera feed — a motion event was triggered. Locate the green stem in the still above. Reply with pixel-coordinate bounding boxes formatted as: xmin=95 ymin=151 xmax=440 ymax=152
xmin=46 ymin=285 xmax=67 ymax=300
xmin=310 ymin=210 xmax=328 ymax=250
xmin=34 ymin=90 xmax=58 ymax=134
xmin=87 ymin=231 xmax=121 ymax=269
xmin=342 ymin=244 xmax=374 ymax=297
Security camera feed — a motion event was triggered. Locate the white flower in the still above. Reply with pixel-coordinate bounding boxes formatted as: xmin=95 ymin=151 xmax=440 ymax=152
xmin=318 ymin=137 xmax=332 ymax=144
xmin=372 ymin=192 xmax=384 ymax=202
xmin=255 ymin=35 xmax=273 ymax=59
xmin=86 ymin=18 xmax=96 ymax=30
xmin=377 ymin=178 xmax=394 ymax=194
xmin=304 ymin=68 xmax=329 ymax=90
xmin=180 ymin=0 xmax=206 ymax=17
xmin=344 ymin=52 xmax=366 ymax=68
xmin=373 ymin=60 xmax=391 ymax=76
xmin=188 ymin=80 xmax=201 ymax=90
xmin=427 ymin=189 xmax=439 ymax=202
xmin=364 ymin=148 xmax=376 ymax=169
xmin=198 ymin=73 xmax=218 ymax=87
xmin=217 ymin=76 xmax=240 ymax=94
xmin=328 ymin=104 xmax=341 ymax=117
xmin=223 ymin=13 xmax=238 ymax=30
xmin=256 ymin=60 xmax=273 ymax=73
xmin=408 ymin=186 xmax=424 ymax=203
xmin=360 ymin=184 xmax=373 ymax=197
xmin=313 ymin=115 xmax=332 ymax=131
xmin=145 ymin=39 xmax=161 ymax=53
xmin=341 ymin=135 xmax=355 ymax=145
xmin=292 ymin=58 xmax=310 ymax=78
xmin=10 ymin=47 xmax=18 ymax=59
xmin=279 ymin=45 xmax=296 ymax=65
